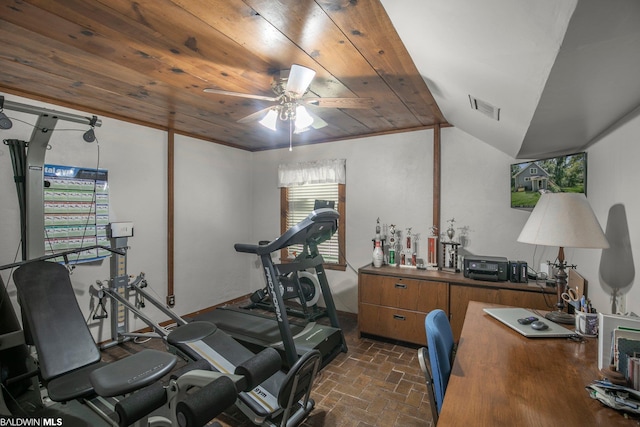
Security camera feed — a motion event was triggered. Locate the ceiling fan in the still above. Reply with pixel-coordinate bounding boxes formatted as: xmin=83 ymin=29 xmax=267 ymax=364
xmin=203 ymin=64 xmax=373 ymax=137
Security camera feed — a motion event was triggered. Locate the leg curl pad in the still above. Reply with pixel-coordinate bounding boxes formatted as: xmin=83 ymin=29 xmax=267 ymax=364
xmin=234 ymin=347 xmax=282 ymax=392
xmin=176 ymin=376 xmax=237 ymax=427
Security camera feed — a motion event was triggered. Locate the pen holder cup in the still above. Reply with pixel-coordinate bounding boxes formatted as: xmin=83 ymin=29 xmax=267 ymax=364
xmin=575 ymin=311 xmax=598 ymax=337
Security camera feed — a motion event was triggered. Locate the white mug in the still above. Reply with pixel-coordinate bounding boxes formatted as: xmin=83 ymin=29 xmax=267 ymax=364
xmin=575 ymin=311 xmax=598 ymax=337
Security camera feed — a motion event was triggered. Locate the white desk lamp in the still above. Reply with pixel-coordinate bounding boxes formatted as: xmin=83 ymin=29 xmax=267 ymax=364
xmin=517 ymin=192 xmax=609 ymax=324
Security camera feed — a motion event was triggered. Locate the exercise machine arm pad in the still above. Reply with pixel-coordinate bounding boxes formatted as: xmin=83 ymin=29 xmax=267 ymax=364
xmin=234 ymin=347 xmax=282 ymax=392
xmin=114 ymin=359 xmax=211 ymax=427
xmin=115 ymin=381 xmax=166 ymax=427
xmin=175 ymin=376 xmax=237 ymax=427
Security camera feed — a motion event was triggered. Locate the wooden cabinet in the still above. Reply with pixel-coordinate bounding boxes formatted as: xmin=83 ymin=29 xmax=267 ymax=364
xmin=358 ymin=265 xmax=555 ymax=343
xmin=358 ymin=271 xmax=448 ymax=345
xmin=448 ymin=284 xmax=499 ymax=341
xmin=449 ymin=283 xmax=552 ymax=340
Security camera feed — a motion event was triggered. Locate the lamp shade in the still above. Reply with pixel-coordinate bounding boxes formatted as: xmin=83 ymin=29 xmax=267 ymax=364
xmin=517 ymin=192 xmax=609 ymax=249
xmin=258 ymin=108 xmax=278 ymax=131
xmin=294 ymin=105 xmax=314 ymax=132
xmin=286 ymin=64 xmax=316 ymax=97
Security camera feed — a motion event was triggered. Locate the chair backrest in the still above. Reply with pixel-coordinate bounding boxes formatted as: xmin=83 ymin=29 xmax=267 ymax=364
xmin=277 ymin=349 xmax=321 ymax=427
xmin=425 ymin=309 xmax=454 ymax=413
xmin=13 ymin=261 xmax=101 ymax=381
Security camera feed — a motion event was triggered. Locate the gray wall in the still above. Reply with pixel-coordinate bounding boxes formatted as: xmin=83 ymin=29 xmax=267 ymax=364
xmin=571 ymin=108 xmax=640 ymax=315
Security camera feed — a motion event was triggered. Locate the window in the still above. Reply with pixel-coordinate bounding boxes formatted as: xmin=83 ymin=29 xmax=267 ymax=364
xmin=280 ymin=183 xmax=345 ymax=270
xmin=278 ymin=160 xmax=346 ymax=271
xmin=530 ymin=167 xmax=538 ymax=174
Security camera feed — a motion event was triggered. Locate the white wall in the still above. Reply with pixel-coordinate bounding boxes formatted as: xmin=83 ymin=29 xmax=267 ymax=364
xmin=173 ymin=134 xmax=253 ymax=311
xmin=441 ymin=127 xmax=534 ymax=260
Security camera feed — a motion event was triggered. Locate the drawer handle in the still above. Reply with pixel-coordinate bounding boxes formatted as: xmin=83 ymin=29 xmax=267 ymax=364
xmin=393 ymin=314 xmax=406 ymax=321
xmin=394 ymin=283 xmax=407 ymax=289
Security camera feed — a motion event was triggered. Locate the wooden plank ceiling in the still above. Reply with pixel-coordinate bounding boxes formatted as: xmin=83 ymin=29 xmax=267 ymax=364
xmin=0 ymin=0 xmax=446 ymax=151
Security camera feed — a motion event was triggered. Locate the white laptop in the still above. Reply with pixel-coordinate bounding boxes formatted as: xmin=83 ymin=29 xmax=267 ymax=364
xmin=483 ymin=307 xmax=577 ymax=338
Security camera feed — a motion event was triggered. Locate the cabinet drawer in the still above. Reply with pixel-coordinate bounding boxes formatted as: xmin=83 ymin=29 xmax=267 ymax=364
xmin=359 ymin=303 xmax=426 ymax=345
xmin=360 ymin=273 xmax=448 ymax=312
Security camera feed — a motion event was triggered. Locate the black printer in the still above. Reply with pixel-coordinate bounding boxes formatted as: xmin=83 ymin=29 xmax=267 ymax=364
xmin=463 ymin=256 xmax=509 ymax=282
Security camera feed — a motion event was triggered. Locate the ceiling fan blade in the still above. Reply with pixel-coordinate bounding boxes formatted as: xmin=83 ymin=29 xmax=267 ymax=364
xmin=286 ymin=64 xmax=316 ymax=98
xmin=237 ymin=106 xmax=276 ymax=124
xmin=203 ymin=88 xmax=279 ymax=102
xmin=310 ymin=114 xmax=328 ymax=130
xmin=304 ymin=97 xmax=374 ymax=109
xmin=294 ymin=108 xmax=328 ymax=134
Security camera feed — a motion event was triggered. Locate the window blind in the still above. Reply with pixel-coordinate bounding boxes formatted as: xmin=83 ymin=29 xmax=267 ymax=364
xmin=286 ymin=183 xmax=339 ymax=263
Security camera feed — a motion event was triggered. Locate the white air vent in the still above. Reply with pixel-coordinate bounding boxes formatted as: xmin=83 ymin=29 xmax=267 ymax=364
xmin=469 ymin=95 xmax=500 ymax=121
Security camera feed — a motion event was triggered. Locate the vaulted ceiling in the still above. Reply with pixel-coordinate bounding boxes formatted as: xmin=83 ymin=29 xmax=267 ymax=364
xmin=2 ymin=0 xmax=639 ymax=157
xmin=384 ymin=0 xmax=640 ymax=159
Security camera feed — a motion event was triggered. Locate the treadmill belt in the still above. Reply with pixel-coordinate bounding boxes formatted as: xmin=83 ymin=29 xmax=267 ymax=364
xmin=194 ymin=306 xmax=346 ymax=369
xmin=193 ymin=307 xmax=305 ymax=345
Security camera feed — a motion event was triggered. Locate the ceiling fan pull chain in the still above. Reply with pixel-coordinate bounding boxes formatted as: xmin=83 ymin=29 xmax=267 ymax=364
xmin=289 ymin=119 xmax=293 ymax=151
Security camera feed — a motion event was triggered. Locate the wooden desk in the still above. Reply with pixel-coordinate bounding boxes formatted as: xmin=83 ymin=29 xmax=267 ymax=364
xmin=438 ymin=301 xmax=638 ymax=426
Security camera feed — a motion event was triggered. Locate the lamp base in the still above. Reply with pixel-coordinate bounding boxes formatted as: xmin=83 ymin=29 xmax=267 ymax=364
xmin=545 ymin=310 xmax=575 ymax=325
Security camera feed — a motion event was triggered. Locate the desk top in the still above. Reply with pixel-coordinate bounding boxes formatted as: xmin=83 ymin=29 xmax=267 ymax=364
xmin=437 ymin=301 xmax=638 ymax=426
xmin=358 ymin=264 xmax=554 ymax=294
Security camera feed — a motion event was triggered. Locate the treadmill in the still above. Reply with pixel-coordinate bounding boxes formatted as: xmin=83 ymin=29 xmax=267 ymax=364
xmin=196 ymin=208 xmax=348 ymax=368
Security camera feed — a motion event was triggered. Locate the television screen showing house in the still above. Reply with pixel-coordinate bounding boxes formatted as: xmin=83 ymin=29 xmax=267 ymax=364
xmin=510 ymin=152 xmax=587 ymax=209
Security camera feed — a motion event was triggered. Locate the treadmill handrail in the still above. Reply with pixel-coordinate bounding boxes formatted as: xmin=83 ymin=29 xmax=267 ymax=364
xmin=234 ymin=243 xmax=259 ymax=254
xmin=234 ymin=208 xmax=339 ymax=256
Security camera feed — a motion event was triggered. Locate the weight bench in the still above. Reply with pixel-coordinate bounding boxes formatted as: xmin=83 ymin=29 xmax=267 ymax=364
xmin=11 ymin=260 xmax=180 ymax=424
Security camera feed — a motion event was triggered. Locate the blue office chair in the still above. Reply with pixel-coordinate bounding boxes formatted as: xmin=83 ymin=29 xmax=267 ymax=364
xmin=418 ymin=309 xmax=455 ymax=424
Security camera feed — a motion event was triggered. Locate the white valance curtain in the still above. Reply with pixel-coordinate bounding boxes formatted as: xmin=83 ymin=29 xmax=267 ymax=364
xmin=277 ymin=159 xmax=346 ymax=188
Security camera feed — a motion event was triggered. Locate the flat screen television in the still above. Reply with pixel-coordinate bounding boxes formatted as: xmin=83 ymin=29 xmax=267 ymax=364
xmin=510 ymin=152 xmax=587 ymax=209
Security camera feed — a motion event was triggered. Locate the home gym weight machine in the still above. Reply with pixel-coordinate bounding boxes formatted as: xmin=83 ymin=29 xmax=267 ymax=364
xmin=1 ymin=245 xmax=282 ymax=427
xmin=90 ymin=222 xmax=322 ymax=427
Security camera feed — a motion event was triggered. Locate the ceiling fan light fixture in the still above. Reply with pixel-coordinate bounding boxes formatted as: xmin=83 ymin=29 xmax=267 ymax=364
xmin=258 ymin=109 xmax=279 ymax=131
xmin=286 ymin=65 xmax=316 ymax=97
xmin=205 ymin=64 xmax=355 ymax=143
xmin=294 ymin=105 xmax=314 ymax=132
